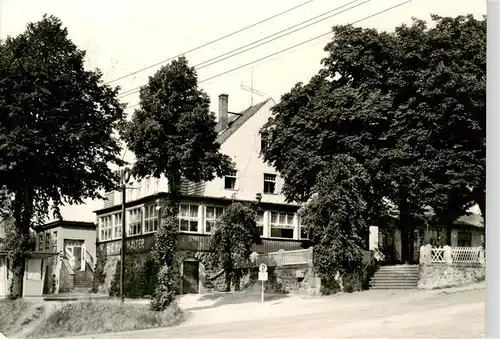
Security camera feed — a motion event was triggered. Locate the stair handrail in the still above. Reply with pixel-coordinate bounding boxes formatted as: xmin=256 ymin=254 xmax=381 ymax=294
xmin=362 ymin=249 xmax=385 ymax=273
xmin=84 ymin=249 xmax=95 ymax=270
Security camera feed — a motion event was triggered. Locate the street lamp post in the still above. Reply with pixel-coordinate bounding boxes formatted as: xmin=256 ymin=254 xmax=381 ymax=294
xmin=120 ymin=167 xmax=131 ymax=303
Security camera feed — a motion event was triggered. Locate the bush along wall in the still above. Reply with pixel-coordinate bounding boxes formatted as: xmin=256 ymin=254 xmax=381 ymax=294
xmin=92 ymin=243 xmax=108 ymax=293
xmin=109 ymin=252 xmax=160 ymax=298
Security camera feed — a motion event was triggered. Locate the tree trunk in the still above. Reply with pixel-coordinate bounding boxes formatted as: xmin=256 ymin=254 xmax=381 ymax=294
xmin=408 ymin=226 xmax=415 ymax=264
xmin=224 ymin=270 xmax=232 ymax=292
xmin=9 ymin=264 xmax=25 ymax=298
xmin=399 ymin=185 xmax=410 ymax=264
xmin=166 ymin=175 xmax=181 ymax=217
xmin=9 ymin=187 xmax=33 ymax=298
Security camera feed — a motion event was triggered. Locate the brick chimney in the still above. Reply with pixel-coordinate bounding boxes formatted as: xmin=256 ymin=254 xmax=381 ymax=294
xmin=218 ymin=94 xmax=229 ymax=131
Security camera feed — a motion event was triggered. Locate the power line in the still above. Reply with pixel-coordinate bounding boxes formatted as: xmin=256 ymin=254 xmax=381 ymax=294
xmin=126 ymin=1 xmax=413 ymax=111
xmin=118 ymin=0 xmax=369 ymax=99
xmin=105 ymin=0 xmax=315 ymax=85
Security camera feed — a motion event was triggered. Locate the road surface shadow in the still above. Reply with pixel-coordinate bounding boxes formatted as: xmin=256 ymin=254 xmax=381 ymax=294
xmin=188 ymin=292 xmax=289 ymax=311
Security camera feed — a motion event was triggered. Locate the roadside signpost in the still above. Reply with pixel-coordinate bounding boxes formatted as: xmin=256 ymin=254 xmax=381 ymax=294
xmin=258 ymin=264 xmax=268 ymax=304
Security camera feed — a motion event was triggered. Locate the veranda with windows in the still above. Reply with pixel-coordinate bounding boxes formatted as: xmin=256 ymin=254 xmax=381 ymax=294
xmin=94 ymin=194 xmax=311 ymax=254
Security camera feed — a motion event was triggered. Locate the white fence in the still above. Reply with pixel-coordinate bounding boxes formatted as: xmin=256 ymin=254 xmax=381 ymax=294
xmin=420 ymin=245 xmax=485 ymax=265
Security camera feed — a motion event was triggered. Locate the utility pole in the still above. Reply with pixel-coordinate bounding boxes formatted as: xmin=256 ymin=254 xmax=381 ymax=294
xmin=120 ymin=167 xmax=131 ymax=303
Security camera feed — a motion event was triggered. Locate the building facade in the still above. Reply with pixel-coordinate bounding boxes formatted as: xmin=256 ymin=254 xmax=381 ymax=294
xmin=93 ymin=95 xmax=311 ymax=294
xmin=376 ymin=213 xmax=485 ymax=264
xmin=0 ymin=218 xmax=59 ymax=298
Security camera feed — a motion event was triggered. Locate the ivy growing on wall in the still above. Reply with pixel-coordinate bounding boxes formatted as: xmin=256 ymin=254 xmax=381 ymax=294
xmin=109 ymin=253 xmax=160 ymax=298
xmin=91 ymin=243 xmax=108 ymax=293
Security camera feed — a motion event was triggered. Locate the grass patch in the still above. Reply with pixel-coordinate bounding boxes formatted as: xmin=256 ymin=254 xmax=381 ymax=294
xmin=27 ymin=300 xmax=186 ymax=338
xmin=0 ymin=298 xmax=34 ymax=336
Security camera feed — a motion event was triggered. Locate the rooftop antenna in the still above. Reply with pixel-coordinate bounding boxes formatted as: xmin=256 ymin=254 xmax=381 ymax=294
xmin=241 ymin=68 xmax=269 ymax=106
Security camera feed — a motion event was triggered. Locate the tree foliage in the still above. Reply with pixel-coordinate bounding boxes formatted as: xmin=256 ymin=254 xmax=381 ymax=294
xmin=261 ymin=15 xmax=485 ymax=263
xmin=152 ymin=215 xmax=179 ymax=266
xmin=0 ymin=15 xmax=124 ymax=296
xmin=300 ymin=155 xmax=371 ymax=289
xmin=149 ymin=215 xmax=180 ymax=310
xmin=121 ymin=56 xmax=234 ymax=211
xmin=209 ymin=203 xmax=261 ymax=291
xmin=121 ymin=56 xmax=235 ymax=308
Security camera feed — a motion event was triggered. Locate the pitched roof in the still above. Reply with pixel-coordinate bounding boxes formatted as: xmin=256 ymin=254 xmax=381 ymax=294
xmin=216 ymin=98 xmax=271 ymax=145
xmin=178 ymin=98 xmax=272 ymax=197
xmin=454 ymin=214 xmax=484 ymax=228
xmin=34 ymin=220 xmax=96 ymax=231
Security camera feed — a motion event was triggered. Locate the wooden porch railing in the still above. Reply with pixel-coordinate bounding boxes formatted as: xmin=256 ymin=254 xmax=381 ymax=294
xmin=65 ymin=247 xmax=76 ymax=270
xmin=84 ymin=248 xmax=95 ymax=271
xmin=249 ymin=248 xmax=312 ymax=267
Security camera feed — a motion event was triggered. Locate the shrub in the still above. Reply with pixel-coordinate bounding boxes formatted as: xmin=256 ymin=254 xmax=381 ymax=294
xmin=150 ymin=214 xmax=179 ymax=310
xmin=208 ymin=202 xmax=261 ymax=291
xmin=92 ymin=243 xmax=108 ymax=293
xmin=150 ymin=266 xmax=176 ymax=311
xmin=109 ymin=255 xmax=159 ymax=298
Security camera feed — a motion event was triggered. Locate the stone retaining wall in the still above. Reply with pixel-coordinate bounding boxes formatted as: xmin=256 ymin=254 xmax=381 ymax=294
xmin=417 ymin=244 xmax=485 ymax=289
xmin=418 ymin=263 xmax=485 ymax=289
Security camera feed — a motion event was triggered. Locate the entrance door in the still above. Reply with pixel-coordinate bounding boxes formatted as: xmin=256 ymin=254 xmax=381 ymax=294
xmin=72 ymin=246 xmax=82 ymax=271
xmin=64 ymin=240 xmax=84 ymax=271
xmin=0 ymin=258 xmax=6 ymax=297
xmin=182 ymin=261 xmax=199 ymax=294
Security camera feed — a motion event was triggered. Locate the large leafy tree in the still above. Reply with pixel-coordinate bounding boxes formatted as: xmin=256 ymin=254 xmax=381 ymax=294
xmin=261 ymin=15 xmax=485 ymax=263
xmin=301 ymin=155 xmax=371 ymax=293
xmin=209 ymin=203 xmax=261 ymax=292
xmin=121 ymin=56 xmax=234 ymax=214
xmin=121 ymin=56 xmax=233 ymax=308
xmin=0 ymin=16 xmax=125 ymax=297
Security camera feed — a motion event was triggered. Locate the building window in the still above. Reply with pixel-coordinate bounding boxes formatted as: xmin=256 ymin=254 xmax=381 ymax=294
xmin=137 ymin=179 xmax=142 ymax=199
xmin=45 ymin=231 xmax=51 ymax=250
xmin=38 ymin=234 xmax=43 ymax=251
xmin=256 ymin=211 xmax=264 ymax=236
xmin=457 ymin=231 xmax=472 ymax=247
xmin=144 ymin=205 xmax=159 ymax=233
xmin=128 ymin=208 xmax=142 ymax=236
xmin=205 ymin=206 xmax=224 ymax=233
xmin=114 ymin=213 xmax=122 ymax=239
xmin=179 ymin=204 xmax=199 ymax=232
xmin=263 ymin=174 xmax=277 ymax=194
xmin=155 ymin=178 xmax=160 ymax=193
xmin=99 ymin=215 xmax=113 ymax=241
xmin=52 ymin=231 xmax=58 ymax=250
xmin=270 ymin=212 xmax=294 ymax=239
xmin=26 ymin=258 xmax=43 ymax=281
xmin=144 ymin=176 xmax=151 ymax=195
xmin=224 ymin=171 xmax=237 ymax=190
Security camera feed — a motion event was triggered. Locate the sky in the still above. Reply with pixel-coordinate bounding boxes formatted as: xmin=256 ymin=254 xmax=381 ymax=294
xmin=1 ymin=0 xmax=486 ymax=222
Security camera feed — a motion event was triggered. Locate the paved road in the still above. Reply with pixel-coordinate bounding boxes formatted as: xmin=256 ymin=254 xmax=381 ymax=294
xmin=64 ymin=287 xmax=484 ymax=339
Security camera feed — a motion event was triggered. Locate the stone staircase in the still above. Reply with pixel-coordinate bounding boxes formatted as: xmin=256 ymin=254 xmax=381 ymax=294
xmin=369 ymin=265 xmax=419 ymax=289
xmin=73 ymin=262 xmax=94 ymax=292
